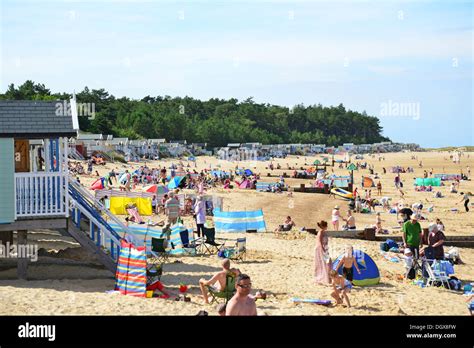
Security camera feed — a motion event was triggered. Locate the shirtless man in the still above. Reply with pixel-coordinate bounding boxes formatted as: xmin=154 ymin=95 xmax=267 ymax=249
xmin=198 ymin=259 xmax=240 ymax=304
xmin=335 ymin=246 xmax=361 ymax=283
xmin=225 ymin=274 xmax=257 ymax=316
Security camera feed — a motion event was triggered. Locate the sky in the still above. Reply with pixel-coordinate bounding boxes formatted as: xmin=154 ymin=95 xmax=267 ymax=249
xmin=1 ymin=0 xmax=473 ymax=147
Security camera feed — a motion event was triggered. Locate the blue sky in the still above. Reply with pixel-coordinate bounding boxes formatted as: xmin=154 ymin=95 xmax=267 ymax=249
xmin=1 ymin=0 xmax=472 ymax=147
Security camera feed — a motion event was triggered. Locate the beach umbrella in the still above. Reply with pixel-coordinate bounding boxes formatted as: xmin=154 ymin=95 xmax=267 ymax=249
xmin=347 ymin=163 xmax=358 ymax=171
xmin=347 ymin=163 xmax=358 ymax=186
xmin=145 ymin=184 xmax=169 ymax=194
xmin=313 ymin=159 xmax=321 ymax=165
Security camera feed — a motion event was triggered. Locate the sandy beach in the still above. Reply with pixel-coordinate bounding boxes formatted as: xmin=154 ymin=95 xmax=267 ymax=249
xmin=1 ymin=151 xmax=473 ymax=316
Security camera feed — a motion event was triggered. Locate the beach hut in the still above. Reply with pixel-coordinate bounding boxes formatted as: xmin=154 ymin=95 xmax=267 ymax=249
xmin=0 ymin=100 xmax=127 ymax=279
xmin=0 ymin=100 xmax=77 ymax=278
xmin=332 ymin=250 xmax=380 ymax=286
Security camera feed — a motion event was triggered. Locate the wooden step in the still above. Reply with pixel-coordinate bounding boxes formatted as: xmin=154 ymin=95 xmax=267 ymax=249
xmin=65 ymin=219 xmax=117 ymax=273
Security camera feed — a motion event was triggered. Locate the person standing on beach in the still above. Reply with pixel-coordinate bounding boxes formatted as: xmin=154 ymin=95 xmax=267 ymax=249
xmin=331 ymin=206 xmax=340 ymax=230
xmin=425 ymin=223 xmax=446 ymax=260
xmin=194 ymin=196 xmax=206 ymax=238
xmin=335 ymin=245 xmax=361 ymax=284
xmin=377 ymin=181 xmax=382 ymax=196
xmin=164 ymin=193 xmax=180 ymax=238
xmin=314 ymin=220 xmax=331 ymax=285
xmin=402 ymin=215 xmax=423 ymax=259
xmin=459 ymin=192 xmax=470 ymax=212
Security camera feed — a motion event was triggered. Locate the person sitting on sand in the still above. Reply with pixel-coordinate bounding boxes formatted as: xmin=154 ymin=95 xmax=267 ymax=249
xmin=199 ymin=259 xmax=241 ymax=304
xmin=335 ymin=246 xmax=361 ymax=283
xmin=342 ymin=210 xmax=356 ymax=230
xmin=226 ymin=274 xmax=257 ymax=316
xmin=329 ymin=270 xmax=352 ymax=307
xmin=274 ymin=216 xmax=296 ymax=232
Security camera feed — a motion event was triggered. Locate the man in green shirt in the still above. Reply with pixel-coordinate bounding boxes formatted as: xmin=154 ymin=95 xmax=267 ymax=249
xmin=402 ymin=215 xmax=423 ymax=259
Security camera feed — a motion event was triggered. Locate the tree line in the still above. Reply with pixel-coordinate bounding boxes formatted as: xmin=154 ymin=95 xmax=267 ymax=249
xmin=1 ymin=81 xmax=390 ymax=147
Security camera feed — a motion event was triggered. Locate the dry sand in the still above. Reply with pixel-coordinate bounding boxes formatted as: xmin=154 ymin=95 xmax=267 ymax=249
xmin=0 ymin=151 xmax=473 ymax=315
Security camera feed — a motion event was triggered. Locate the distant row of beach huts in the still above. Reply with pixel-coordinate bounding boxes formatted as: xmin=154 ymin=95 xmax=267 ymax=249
xmin=69 ymin=133 xmax=421 ymax=162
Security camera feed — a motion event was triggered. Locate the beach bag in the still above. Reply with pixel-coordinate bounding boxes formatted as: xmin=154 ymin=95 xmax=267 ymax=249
xmin=407 ymin=267 xmax=416 ymax=280
xmin=424 ymin=246 xmax=435 ymax=260
xmin=448 ymin=276 xmax=462 ymax=291
xmin=386 ymin=239 xmax=398 ymax=249
xmin=400 ymin=181 xmax=404 ymax=188
xmin=380 ymin=242 xmax=389 ymax=252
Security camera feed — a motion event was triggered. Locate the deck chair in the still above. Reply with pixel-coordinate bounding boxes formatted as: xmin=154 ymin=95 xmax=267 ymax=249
xmin=207 ymin=271 xmax=237 ymax=304
xmin=225 ymin=238 xmax=247 ymax=262
xmin=126 ymin=207 xmax=144 ymax=224
xmin=146 ymin=262 xmax=163 ymax=285
xmin=150 ymin=237 xmax=170 ymax=264
xmin=424 ymin=259 xmax=451 ymax=289
xmin=179 ymin=229 xmax=198 ymax=256
xmin=198 ymin=227 xmax=224 ymax=255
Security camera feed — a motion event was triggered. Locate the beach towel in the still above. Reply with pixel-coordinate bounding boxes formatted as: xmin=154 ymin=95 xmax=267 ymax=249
xmin=290 ymin=298 xmax=331 ymax=306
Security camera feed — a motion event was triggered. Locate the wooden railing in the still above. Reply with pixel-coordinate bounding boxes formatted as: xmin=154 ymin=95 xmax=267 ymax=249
xmin=15 ymin=172 xmax=68 ymax=218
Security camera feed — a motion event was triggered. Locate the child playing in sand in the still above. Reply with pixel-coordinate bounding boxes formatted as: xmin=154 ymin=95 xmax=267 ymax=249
xmin=335 ymin=246 xmax=361 ymax=283
xmin=403 ymin=248 xmax=415 ymax=279
xmin=330 ymin=270 xmax=352 ymax=307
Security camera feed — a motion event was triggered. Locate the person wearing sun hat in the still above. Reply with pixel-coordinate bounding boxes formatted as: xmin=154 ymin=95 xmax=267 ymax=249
xmin=331 ymin=205 xmax=341 ymax=230
xmin=314 ymin=220 xmax=331 ymax=285
xmin=402 ymin=213 xmax=423 ymax=259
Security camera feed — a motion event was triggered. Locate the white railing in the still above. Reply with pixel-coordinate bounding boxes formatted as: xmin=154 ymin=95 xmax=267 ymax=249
xmin=15 ymin=172 xmax=68 ymax=218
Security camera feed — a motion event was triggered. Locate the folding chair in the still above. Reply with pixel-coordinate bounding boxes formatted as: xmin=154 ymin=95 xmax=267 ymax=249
xmin=207 ymin=271 xmax=237 ymax=304
xmin=198 ymin=227 xmax=224 ymax=255
xmin=424 ymin=259 xmax=451 ymax=289
xmin=146 ymin=262 xmax=163 ymax=285
xmin=226 ymin=238 xmax=247 ymax=262
xmin=150 ymin=237 xmax=170 ymax=264
xmin=179 ymin=229 xmax=198 ymax=256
